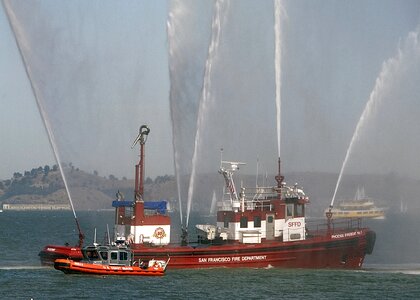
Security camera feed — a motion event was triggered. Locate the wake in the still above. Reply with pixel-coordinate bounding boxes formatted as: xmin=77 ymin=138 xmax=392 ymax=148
xmin=0 ymin=266 xmax=48 ymax=271
xmin=363 ymin=263 xmax=420 ymax=275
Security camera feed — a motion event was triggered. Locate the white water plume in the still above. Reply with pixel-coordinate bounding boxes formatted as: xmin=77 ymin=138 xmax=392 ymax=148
xmin=2 ymin=0 xmax=78 ymax=219
xmin=167 ymin=0 xmax=214 ymax=228
xmin=179 ymin=2 xmax=278 ymax=217
xmin=331 ymin=27 xmax=420 ymax=207
xmin=167 ymin=6 xmax=184 ymax=225
xmin=4 ymin=2 xmax=172 ymax=212
xmin=274 ymin=0 xmax=285 ymax=158
xmin=186 ymin=0 xmax=228 ymax=227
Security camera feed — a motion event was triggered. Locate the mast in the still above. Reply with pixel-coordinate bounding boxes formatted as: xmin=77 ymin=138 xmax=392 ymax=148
xmin=275 ymin=157 xmax=284 ymax=198
xmin=75 ymin=218 xmax=84 ymax=247
xmin=132 ymin=125 xmax=150 ymax=201
xmin=219 ymin=161 xmax=245 ymax=202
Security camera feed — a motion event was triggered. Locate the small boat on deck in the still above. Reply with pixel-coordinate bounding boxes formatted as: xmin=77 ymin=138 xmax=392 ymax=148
xmin=54 ymin=242 xmax=169 ymax=276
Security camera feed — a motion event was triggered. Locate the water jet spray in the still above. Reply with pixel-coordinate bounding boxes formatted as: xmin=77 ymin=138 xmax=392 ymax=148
xmin=2 ymin=0 xmax=84 ymax=246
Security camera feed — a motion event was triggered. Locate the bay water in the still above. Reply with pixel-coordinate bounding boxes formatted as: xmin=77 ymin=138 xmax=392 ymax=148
xmin=1 ymin=211 xmax=420 ymax=299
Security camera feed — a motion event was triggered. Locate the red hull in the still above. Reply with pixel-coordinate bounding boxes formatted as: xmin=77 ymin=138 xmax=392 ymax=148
xmin=41 ymin=228 xmax=375 ymax=269
xmin=130 ymin=228 xmax=375 ymax=269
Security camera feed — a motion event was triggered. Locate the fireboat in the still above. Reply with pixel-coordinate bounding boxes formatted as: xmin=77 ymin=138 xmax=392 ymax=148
xmin=40 ymin=125 xmax=376 ymax=269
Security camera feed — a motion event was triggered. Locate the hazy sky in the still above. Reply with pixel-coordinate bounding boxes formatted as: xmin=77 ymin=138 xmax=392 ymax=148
xmin=1 ymin=0 xmax=420 ymax=185
xmin=0 ymin=0 xmax=171 ymax=180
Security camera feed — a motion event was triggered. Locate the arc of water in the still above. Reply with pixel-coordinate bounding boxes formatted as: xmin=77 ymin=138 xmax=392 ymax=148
xmin=330 ymin=73 xmax=388 ymax=208
xmin=3 ymin=0 xmax=84 ymax=243
xmin=185 ymin=0 xmax=228 ymax=227
xmin=330 ymin=28 xmax=420 ymax=208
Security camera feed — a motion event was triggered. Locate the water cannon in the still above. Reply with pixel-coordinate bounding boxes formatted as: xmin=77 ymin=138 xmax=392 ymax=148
xmin=131 ymin=125 xmax=150 ymax=148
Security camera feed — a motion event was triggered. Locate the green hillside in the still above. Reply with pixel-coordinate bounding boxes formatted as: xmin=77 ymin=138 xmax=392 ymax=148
xmin=0 ymin=164 xmax=176 ymax=210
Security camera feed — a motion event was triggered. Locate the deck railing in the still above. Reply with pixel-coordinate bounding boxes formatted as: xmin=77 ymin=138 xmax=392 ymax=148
xmin=305 ymin=217 xmax=364 ymax=236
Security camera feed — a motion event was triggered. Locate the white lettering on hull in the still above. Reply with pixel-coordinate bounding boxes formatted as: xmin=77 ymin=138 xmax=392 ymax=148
xmin=331 ymin=231 xmax=363 ymax=239
xmin=198 ymin=255 xmax=267 ymax=264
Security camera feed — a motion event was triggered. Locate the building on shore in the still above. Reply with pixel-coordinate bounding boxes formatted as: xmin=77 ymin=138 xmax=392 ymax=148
xmin=2 ymin=203 xmax=70 ymax=211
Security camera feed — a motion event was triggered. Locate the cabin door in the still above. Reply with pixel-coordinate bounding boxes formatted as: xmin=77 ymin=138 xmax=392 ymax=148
xmin=266 ymin=214 xmax=275 ymax=240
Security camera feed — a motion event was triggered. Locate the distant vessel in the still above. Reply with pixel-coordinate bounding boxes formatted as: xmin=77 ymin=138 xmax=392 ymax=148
xmin=41 ymin=125 xmax=376 ymax=269
xmin=327 ymin=187 xmax=386 ymax=219
xmin=54 ymin=242 xmax=168 ymax=276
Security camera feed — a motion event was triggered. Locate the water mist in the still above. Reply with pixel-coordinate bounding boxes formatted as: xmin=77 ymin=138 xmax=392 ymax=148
xmin=167 ymin=0 xmax=214 ymax=228
xmin=186 ymin=0 xmax=228 ymax=227
xmin=331 ymin=28 xmax=420 ymax=208
xmin=3 ymin=1 xmax=81 ymax=230
xmin=274 ymin=0 xmax=285 ymax=158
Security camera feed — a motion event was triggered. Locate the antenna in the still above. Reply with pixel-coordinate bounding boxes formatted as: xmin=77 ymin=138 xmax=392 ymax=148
xmin=255 ymin=157 xmax=259 ymax=188
xmin=106 ymin=224 xmax=111 ymax=245
xmin=220 ymin=147 xmax=223 ymax=168
xmin=93 ymin=228 xmax=98 ymax=246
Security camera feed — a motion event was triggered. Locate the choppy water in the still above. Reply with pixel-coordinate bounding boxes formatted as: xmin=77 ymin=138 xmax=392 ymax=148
xmin=1 ymin=211 xmax=420 ymax=299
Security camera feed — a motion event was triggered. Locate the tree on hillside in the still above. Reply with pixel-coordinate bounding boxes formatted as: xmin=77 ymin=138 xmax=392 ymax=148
xmin=13 ymin=172 xmax=22 ymax=179
xmin=30 ymin=168 xmax=38 ymax=177
xmin=44 ymin=165 xmax=50 ymax=176
xmin=154 ymin=175 xmax=174 ymax=184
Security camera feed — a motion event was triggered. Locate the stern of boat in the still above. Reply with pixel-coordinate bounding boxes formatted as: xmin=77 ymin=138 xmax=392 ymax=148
xmin=364 ymin=230 xmax=376 ymax=255
xmin=54 ymin=259 xmax=72 ymax=274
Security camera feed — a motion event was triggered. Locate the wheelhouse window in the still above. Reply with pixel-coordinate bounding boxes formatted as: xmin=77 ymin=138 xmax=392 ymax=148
xmin=223 ymin=215 xmax=230 ymax=228
xmin=295 ymin=204 xmax=304 ymax=217
xmin=286 ymin=204 xmax=294 ymax=218
xmin=119 ymin=251 xmax=128 ymax=261
xmin=254 ymin=216 xmax=261 ymax=228
xmin=99 ymin=251 xmax=108 ymax=260
xmin=240 ymin=216 xmax=248 ymax=228
xmin=111 ymin=251 xmax=118 ymax=260
xmin=85 ymin=250 xmax=99 ymax=260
